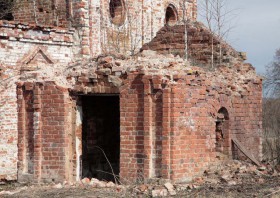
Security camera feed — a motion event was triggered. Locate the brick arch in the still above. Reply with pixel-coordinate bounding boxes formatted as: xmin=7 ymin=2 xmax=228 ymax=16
xmin=109 ymin=0 xmax=126 ymax=26
xmin=165 ymin=4 xmax=178 ymax=26
xmin=218 ymin=107 xmax=229 ymax=120
xmin=213 ymin=93 xmax=232 ymax=118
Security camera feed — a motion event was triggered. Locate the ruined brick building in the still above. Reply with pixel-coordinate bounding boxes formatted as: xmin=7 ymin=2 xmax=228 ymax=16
xmin=0 ymin=0 xmax=262 ymax=183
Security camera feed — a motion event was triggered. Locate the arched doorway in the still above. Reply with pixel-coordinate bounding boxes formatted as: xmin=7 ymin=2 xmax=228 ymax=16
xmin=165 ymin=4 xmax=178 ymax=26
xmin=215 ymin=107 xmax=231 ymax=157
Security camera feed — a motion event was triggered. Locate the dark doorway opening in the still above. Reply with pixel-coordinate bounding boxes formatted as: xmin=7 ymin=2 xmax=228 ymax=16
xmin=215 ymin=107 xmax=231 ymax=157
xmin=81 ymin=95 xmax=120 ymax=182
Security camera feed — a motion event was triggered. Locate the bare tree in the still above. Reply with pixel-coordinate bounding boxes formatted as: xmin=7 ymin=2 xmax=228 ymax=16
xmin=264 ymin=49 xmax=280 ymax=97
xmin=199 ymin=0 xmax=236 ymax=67
xmin=127 ymin=9 xmax=143 ymax=56
xmin=263 ymin=49 xmax=280 ymax=166
xmin=181 ymin=0 xmax=188 ymax=60
xmin=263 ymin=98 xmax=280 ymax=165
xmin=199 ymin=0 xmax=215 ymax=68
xmin=212 ymin=0 xmax=237 ymax=64
xmin=102 ymin=0 xmax=145 ymax=56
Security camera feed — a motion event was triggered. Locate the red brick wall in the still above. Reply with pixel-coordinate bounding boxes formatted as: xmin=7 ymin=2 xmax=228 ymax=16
xmin=68 ymin=63 xmax=261 ymax=183
xmin=1 ymin=0 xmax=198 ymax=57
xmin=161 ymin=69 xmax=262 ymax=182
xmin=125 ymin=68 xmax=261 ymax=182
xmin=142 ymin=23 xmax=246 ymax=66
xmin=119 ymin=74 xmax=145 ymax=182
xmin=16 ymin=62 xmax=262 ymax=183
xmin=17 ymin=82 xmax=72 ymax=183
xmin=72 ymin=0 xmax=198 ymax=57
xmin=0 ymin=83 xmax=18 ymax=180
xmin=0 ymin=21 xmax=74 ymax=181
xmin=0 ymin=0 xmax=262 ymax=184
xmin=13 ymin=0 xmax=69 ymax=27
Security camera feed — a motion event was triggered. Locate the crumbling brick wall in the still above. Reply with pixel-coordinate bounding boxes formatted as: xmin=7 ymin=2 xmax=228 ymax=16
xmin=142 ymin=22 xmax=247 ymax=66
xmin=0 ymin=21 xmax=75 ymax=181
xmin=0 ymin=0 xmax=263 ymax=184
xmin=15 ymin=54 xmax=262 ymax=183
xmin=2 ymin=0 xmax=198 ymax=57
xmin=161 ymin=65 xmax=262 ymax=181
xmin=0 ymin=21 xmax=74 ymax=68
xmin=12 ymin=0 xmax=69 ymax=27
xmin=17 ymin=82 xmax=73 ymax=183
xmin=71 ymin=0 xmax=197 ymax=57
xmin=0 ymin=62 xmax=18 ymax=181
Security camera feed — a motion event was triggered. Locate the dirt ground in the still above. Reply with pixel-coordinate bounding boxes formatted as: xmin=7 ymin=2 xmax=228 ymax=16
xmin=1 ymin=161 xmax=280 ymax=198
xmin=1 ymin=176 xmax=279 ymax=198
xmin=185 ymin=175 xmax=280 ymax=198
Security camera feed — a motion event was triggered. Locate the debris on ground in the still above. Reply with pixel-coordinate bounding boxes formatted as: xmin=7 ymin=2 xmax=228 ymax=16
xmin=0 ymin=160 xmax=279 ymax=197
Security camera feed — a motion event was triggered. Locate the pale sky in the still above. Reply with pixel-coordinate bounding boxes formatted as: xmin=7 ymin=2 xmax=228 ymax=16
xmin=198 ymin=0 xmax=280 ymax=74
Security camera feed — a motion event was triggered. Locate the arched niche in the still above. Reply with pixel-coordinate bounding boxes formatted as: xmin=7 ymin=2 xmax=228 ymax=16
xmin=165 ymin=4 xmax=178 ymax=26
xmin=109 ymin=0 xmax=126 ymax=26
xmin=215 ymin=107 xmax=231 ymax=157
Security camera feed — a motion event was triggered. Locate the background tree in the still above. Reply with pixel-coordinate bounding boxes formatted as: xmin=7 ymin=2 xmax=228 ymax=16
xmin=263 ymin=49 xmax=280 ymax=165
xmin=264 ymin=49 xmax=280 ymax=97
xmin=263 ymin=98 xmax=280 ymax=165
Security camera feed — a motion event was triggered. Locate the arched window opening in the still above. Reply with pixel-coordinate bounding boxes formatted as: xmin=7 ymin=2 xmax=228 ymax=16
xmin=165 ymin=4 xmax=178 ymax=26
xmin=109 ymin=0 xmax=125 ymax=25
xmin=215 ymin=107 xmax=231 ymax=157
xmin=0 ymin=0 xmax=15 ymax=21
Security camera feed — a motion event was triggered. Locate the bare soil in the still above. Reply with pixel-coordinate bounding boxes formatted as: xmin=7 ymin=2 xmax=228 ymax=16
xmin=1 ymin=160 xmax=280 ymax=198
xmin=183 ymin=175 xmax=280 ymax=198
xmin=1 ymin=175 xmax=279 ymax=198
